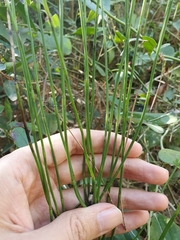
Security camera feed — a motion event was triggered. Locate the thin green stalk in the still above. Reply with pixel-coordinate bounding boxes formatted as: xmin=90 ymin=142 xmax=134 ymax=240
xmin=77 ymin=0 xmax=98 ymax=204
xmin=24 ymin=1 xmax=61 ymax=217
xmin=122 ymin=0 xmax=173 ymax=156
xmin=95 ymin=0 xmax=111 ymax=203
xmin=97 ymin=14 xmax=127 ymax=206
xmin=99 ymin=0 xmax=173 ymax=204
xmin=106 ymin=0 xmax=132 ymax=211
xmin=142 ymin=0 xmax=153 ymax=35
xmin=106 ymin=52 xmax=126 ymax=179
xmin=113 ymin=1 xmax=148 ymax=203
xmin=42 ymin=0 xmax=99 ymax=207
xmin=89 ymin=0 xmax=100 ymax=204
xmin=161 ymin=166 xmax=178 ymax=193
xmin=58 ymin=0 xmax=69 ymax=166
xmin=159 ymin=203 xmax=180 ymax=240
xmin=42 ymin=0 xmax=87 ymax=207
xmin=163 ymin=55 xmax=180 ymax=63
xmin=142 ymin=0 xmax=173 ymax=115
xmin=90 ymin=0 xmax=100 ymax=124
xmin=147 ymin=184 xmax=159 ymax=240
xmin=91 ymin=0 xmax=139 ymax=35
xmin=42 ymin=1 xmax=88 ymax=155
xmin=128 ymin=0 xmax=147 ymax=99
xmin=115 ymin=1 xmax=136 ymax=233
xmin=147 ymin=210 xmax=154 ymax=240
xmin=58 ymin=0 xmax=67 ymax=210
xmin=97 ymin=9 xmax=127 ymax=209
xmin=5 ymin=0 xmax=56 ymax=220
xmin=36 ymin=1 xmax=67 ymax=213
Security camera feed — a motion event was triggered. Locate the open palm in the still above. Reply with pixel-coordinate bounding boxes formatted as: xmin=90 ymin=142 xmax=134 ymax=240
xmin=0 ymin=129 xmax=168 ymax=240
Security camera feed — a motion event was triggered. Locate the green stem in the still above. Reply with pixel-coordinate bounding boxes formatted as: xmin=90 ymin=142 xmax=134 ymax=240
xmin=159 ymin=203 xmax=180 ymax=240
xmin=162 ymin=166 xmax=178 ymax=193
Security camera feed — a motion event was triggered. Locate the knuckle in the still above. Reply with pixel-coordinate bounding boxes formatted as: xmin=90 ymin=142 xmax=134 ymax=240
xmin=69 ymin=213 xmax=87 ymax=240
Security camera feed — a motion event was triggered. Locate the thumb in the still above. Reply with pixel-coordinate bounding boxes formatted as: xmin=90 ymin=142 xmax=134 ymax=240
xmin=34 ymin=203 xmax=122 ymax=240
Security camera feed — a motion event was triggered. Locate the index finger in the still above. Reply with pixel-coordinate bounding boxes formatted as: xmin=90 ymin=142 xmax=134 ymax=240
xmin=34 ymin=129 xmax=142 ymax=166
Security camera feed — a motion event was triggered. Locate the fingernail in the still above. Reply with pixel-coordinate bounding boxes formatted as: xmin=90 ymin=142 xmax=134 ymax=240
xmin=97 ymin=207 xmax=122 ymax=233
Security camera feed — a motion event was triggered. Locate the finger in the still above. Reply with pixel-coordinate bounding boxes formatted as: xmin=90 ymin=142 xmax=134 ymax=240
xmin=114 ymin=210 xmax=149 ymax=235
xmin=31 ymin=187 xmax=168 ymax=229
xmin=61 ymin=188 xmax=168 ymax=212
xmin=57 ymin=155 xmax=169 ymax=185
xmin=105 ymin=188 xmax=169 ymax=212
xmin=122 ymin=158 xmax=169 ymax=185
xmin=24 ymin=129 xmax=142 ymax=166
xmin=26 ymin=203 xmax=123 ymax=240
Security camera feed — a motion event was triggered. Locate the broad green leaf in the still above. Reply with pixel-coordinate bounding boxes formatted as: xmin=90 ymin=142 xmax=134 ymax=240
xmin=0 ymin=23 xmax=25 ymax=47
xmin=62 ymin=36 xmax=72 ymax=56
xmin=15 ymin=0 xmax=36 ymax=30
xmin=10 ymin=121 xmax=38 ymax=132
xmin=135 ymin=52 xmax=151 ymax=66
xmin=101 ymin=0 xmax=111 ymax=12
xmin=144 ymin=128 xmax=161 ymax=148
xmin=11 ymin=127 xmax=34 ymax=148
xmin=95 ymin=63 xmax=106 ymax=76
xmin=3 ymin=80 xmax=17 ymax=102
xmin=87 ymin=10 xmax=97 ymax=22
xmin=74 ymin=27 xmax=96 ymax=35
xmin=0 ymin=63 xmax=6 ymax=71
xmin=160 ymin=43 xmax=175 ymax=57
xmin=150 ymin=44 xmax=175 ymax=61
xmin=110 ymin=0 xmax=125 ymax=4
xmin=108 ymin=48 xmax=115 ymax=64
xmin=0 ymin=6 xmax=7 ymax=21
xmin=106 ymin=40 xmax=113 ymax=49
xmin=158 ymin=148 xmax=180 ymax=167
xmin=106 ymin=230 xmax=141 ymax=239
xmin=0 ymin=116 xmax=9 ymax=131
xmin=0 ymin=141 xmax=14 ymax=155
xmin=4 ymin=98 xmax=12 ymax=122
xmin=114 ymin=71 xmax=124 ymax=84
xmin=0 ymin=104 xmax=4 ymax=113
xmin=131 ymin=13 xmax=140 ymax=29
xmin=143 ymin=122 xmax=164 ymax=134
xmin=26 ymin=123 xmax=38 ymax=132
xmin=131 ymin=112 xmax=177 ymax=125
xmin=172 ymin=169 xmax=180 ymax=181
xmin=173 ymin=19 xmax=180 ymax=31
xmin=39 ymin=113 xmax=58 ymax=136
xmin=5 ymin=62 xmax=15 ymax=71
xmin=163 ymin=88 xmax=174 ymax=101
xmin=46 ymin=14 xmax=60 ymax=32
xmin=51 ymin=14 xmax=60 ymax=29
xmin=171 ymin=65 xmax=180 ymax=76
xmin=108 ymin=95 xmax=121 ymax=106
xmin=82 ymin=0 xmax=110 ymax=15
xmin=18 ymin=27 xmax=29 ymax=44
xmin=174 ymin=100 xmax=180 ymax=104
xmin=0 ymin=20 xmax=10 ymax=42
xmin=114 ymin=30 xmax=125 ymax=43
xmin=150 ymin=213 xmax=180 ymax=240
xmin=5 ymin=58 xmax=32 ymax=74
xmin=142 ymin=36 xmax=157 ymax=55
xmin=36 ymin=32 xmax=72 ymax=55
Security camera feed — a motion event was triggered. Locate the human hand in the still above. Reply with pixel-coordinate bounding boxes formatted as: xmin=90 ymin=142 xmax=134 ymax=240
xmin=0 ymin=129 xmax=168 ymax=240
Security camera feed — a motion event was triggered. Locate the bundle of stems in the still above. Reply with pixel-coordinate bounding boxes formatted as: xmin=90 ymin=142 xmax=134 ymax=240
xmin=4 ymin=0 xmax=173 ymax=239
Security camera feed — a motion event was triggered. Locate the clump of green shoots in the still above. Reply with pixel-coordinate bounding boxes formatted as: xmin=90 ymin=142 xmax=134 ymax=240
xmin=4 ymin=0 xmax=175 ymax=239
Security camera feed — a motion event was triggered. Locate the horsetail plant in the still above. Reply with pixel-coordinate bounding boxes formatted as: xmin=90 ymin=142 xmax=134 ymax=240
xmin=4 ymin=0 xmax=175 ymax=239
